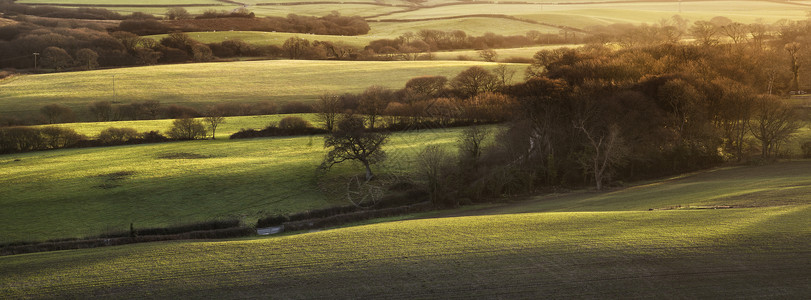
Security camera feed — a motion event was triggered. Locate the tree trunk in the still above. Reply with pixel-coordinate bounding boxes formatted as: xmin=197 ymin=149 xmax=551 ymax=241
xmin=364 ymin=162 xmax=374 ymax=182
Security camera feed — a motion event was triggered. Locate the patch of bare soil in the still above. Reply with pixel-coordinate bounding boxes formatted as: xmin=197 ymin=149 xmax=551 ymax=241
xmin=95 ymin=171 xmax=136 ymax=189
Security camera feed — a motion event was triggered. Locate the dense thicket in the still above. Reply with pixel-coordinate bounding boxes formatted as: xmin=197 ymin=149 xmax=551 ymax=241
xmin=365 ymin=29 xmax=574 ymax=59
xmin=0 ymin=1 xmax=124 ymax=20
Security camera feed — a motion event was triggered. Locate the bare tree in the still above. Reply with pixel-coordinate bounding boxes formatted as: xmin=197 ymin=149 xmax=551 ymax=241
xmin=750 ymin=95 xmax=802 ymax=158
xmin=142 ymin=100 xmax=161 ymax=119
xmin=573 ymin=95 xmax=626 ymax=190
xmin=785 ymin=42 xmax=802 ymax=92
xmin=451 ymin=66 xmax=499 ymax=98
xmin=720 ymin=22 xmax=748 ymax=45
xmin=493 ymin=64 xmax=516 ymax=88
xmin=321 ymin=116 xmax=389 ymax=181
xmin=458 ymin=125 xmax=491 ymax=169
xmin=283 ymin=36 xmax=310 ymax=59
xmin=204 ymin=107 xmax=226 ymax=139
xmin=478 ymin=48 xmax=498 ymax=62
xmin=314 ymin=93 xmax=342 ymax=131
xmin=88 ymin=101 xmax=113 ymax=122
xmin=359 ymin=85 xmax=391 ymax=129
xmin=165 ymin=7 xmax=190 ymax=20
xmin=689 ymin=20 xmax=719 ymax=47
xmin=417 ymin=145 xmax=455 ymax=206
xmin=40 ymin=104 xmax=74 ymax=124
xmin=405 ymin=75 xmax=447 ymax=99
xmin=574 ymin=122 xmax=625 ymax=190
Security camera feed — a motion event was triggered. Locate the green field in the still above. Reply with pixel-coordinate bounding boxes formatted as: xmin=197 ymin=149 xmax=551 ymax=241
xmin=0 ymin=60 xmax=524 ymax=119
xmin=13 ymin=0 xmax=809 ymax=43
xmin=0 ymin=126 xmax=462 ymax=243
xmin=368 ymin=17 xmax=563 ymax=37
xmin=39 ymin=114 xmax=314 ymax=138
xmin=377 ymin=1 xmax=808 ymax=27
xmin=1 ymin=161 xmax=809 ymax=298
xmin=431 ymin=44 xmax=581 ymax=61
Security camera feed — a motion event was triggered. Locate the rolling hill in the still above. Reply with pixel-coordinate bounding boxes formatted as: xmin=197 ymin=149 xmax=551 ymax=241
xmin=1 ymin=161 xmax=809 ymax=298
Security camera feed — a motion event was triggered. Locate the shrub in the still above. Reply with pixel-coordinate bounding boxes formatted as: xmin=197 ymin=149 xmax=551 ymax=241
xmin=40 ymin=126 xmax=84 ymax=149
xmin=167 ymin=118 xmax=207 ymax=140
xmin=97 ymin=127 xmax=139 ymax=144
xmin=278 ymin=116 xmax=311 ymax=130
xmin=141 ymin=131 xmax=168 ymax=143
xmin=0 ymin=127 xmax=44 ymax=153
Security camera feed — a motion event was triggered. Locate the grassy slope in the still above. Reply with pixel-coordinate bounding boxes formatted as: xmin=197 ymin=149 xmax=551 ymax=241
xmin=41 ymin=113 xmax=317 ymax=138
xmin=381 ymin=1 xmax=807 ymax=26
xmin=0 ymin=126 xmax=462 ymax=242
xmin=431 ymin=44 xmax=581 ymax=61
xmin=0 ymin=60 xmax=523 ymax=117
xmin=0 ymin=161 xmax=809 ymax=298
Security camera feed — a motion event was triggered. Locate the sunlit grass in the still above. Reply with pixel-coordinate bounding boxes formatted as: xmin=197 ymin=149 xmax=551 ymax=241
xmin=431 ymin=44 xmax=582 ymax=61
xmin=0 ymin=204 xmax=807 ymax=298
xmin=0 ymin=60 xmax=523 ymax=118
xmin=0 ymin=126 xmax=464 ymax=242
xmin=38 ymin=113 xmax=318 ymax=138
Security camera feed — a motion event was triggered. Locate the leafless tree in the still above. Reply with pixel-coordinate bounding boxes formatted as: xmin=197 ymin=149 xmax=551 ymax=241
xmin=314 ymin=93 xmax=342 ymax=131
xmin=204 ymin=107 xmax=226 ymax=139
xmin=88 ymin=101 xmax=113 ymax=122
xmin=785 ymin=42 xmax=802 ymax=91
xmin=750 ymin=95 xmax=802 ymax=158
xmin=458 ymin=125 xmax=491 ymax=169
xmin=417 ymin=145 xmax=456 ymax=206
xmin=689 ymin=20 xmax=719 ymax=47
xmin=451 ymin=66 xmax=498 ymax=98
xmin=493 ymin=64 xmax=516 ymax=88
xmin=574 ymin=121 xmax=625 ymax=190
xmin=359 ymin=85 xmax=391 ymax=129
xmin=40 ymin=104 xmax=74 ymax=124
xmin=478 ymin=48 xmax=498 ymax=62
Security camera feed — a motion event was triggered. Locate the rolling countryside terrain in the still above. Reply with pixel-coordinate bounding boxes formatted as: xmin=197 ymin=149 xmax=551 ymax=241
xmin=0 ymin=60 xmax=524 ymax=118
xmin=3 ymin=0 xmax=811 ymax=298
xmin=0 ymin=125 xmax=466 ymax=242
xmin=1 ymin=161 xmax=809 ymax=298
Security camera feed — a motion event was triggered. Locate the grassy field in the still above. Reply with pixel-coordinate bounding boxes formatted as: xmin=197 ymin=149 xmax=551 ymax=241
xmin=377 ymin=1 xmax=808 ymax=27
xmin=14 ymin=1 xmax=808 ymax=41
xmin=369 ymin=16 xmax=563 ymax=36
xmin=40 ymin=113 xmax=315 ymax=138
xmin=0 ymin=161 xmax=809 ymax=298
xmin=0 ymin=60 xmax=524 ymax=119
xmin=0 ymin=125 xmax=462 ymax=243
xmin=431 ymin=44 xmax=581 ymax=61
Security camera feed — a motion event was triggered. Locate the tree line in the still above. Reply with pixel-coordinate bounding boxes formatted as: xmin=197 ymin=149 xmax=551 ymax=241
xmin=315 ymin=39 xmax=810 ymax=206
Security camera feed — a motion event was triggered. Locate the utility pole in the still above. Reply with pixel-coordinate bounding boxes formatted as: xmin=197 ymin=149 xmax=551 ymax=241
xmin=33 ymin=52 xmax=39 ymax=70
xmin=112 ymin=74 xmax=116 ymax=103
